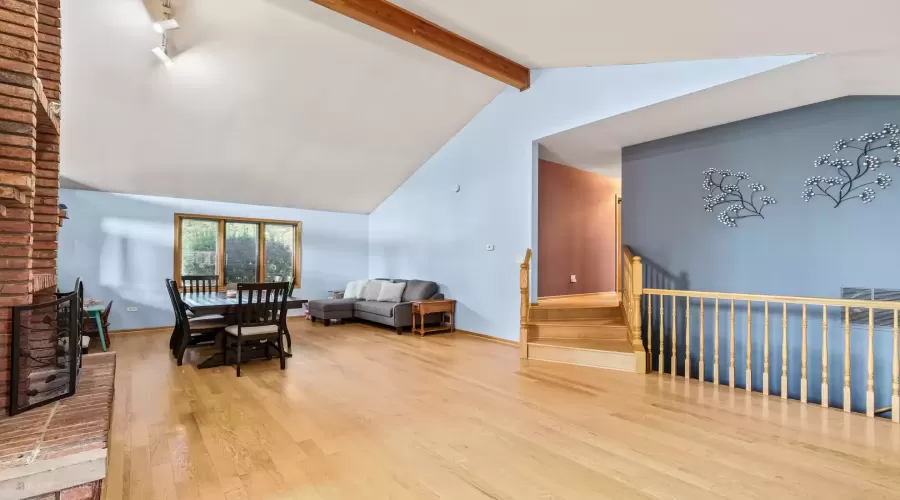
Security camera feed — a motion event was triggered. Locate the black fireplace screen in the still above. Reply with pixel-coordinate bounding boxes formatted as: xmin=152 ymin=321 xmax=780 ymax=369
xmin=8 ymin=279 xmax=84 ymax=416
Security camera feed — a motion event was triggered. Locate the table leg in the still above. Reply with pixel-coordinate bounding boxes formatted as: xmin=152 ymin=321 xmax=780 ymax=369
xmin=93 ymin=311 xmax=107 ymax=352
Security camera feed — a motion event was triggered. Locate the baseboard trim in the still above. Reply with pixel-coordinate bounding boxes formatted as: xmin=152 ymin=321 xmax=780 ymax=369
xmin=458 ymin=330 xmax=517 ymax=347
xmin=108 ymin=326 xmax=172 ymax=336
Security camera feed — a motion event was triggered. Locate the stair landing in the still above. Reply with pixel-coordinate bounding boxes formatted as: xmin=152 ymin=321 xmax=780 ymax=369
xmin=526 ymin=292 xmax=638 ymax=372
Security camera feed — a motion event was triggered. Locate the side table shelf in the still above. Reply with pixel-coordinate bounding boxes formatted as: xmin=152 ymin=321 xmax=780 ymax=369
xmin=411 ymin=299 xmax=456 ymax=336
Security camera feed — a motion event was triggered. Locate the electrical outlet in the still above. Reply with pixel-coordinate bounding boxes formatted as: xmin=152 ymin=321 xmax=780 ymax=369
xmin=126 ymin=307 xmax=137 ymax=312
xmin=570 ymin=275 xmax=577 ymax=283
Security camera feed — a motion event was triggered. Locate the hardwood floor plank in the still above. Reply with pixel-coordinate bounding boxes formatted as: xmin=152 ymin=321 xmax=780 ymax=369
xmin=102 ymin=318 xmax=900 ymax=500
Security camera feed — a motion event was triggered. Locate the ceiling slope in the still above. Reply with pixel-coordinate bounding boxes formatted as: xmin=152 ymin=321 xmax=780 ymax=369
xmin=60 ymin=0 xmax=503 ymax=213
xmin=539 ymin=51 xmax=900 ymax=172
xmin=390 ymin=0 xmax=900 ymax=69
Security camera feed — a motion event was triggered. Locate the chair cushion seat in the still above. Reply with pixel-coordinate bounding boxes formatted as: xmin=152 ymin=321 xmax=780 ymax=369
xmin=188 ymin=317 xmax=227 ymax=330
xmin=224 ymin=324 xmax=280 ymax=337
xmin=354 ymin=300 xmax=394 ymax=318
xmin=189 ymin=314 xmax=224 ymax=322
xmin=308 ymin=298 xmax=360 ymax=312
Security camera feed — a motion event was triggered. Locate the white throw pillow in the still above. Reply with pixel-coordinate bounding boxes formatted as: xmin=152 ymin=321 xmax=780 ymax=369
xmin=361 ymin=280 xmax=390 ymax=301
xmin=377 ymin=282 xmax=406 ymax=303
xmin=343 ymin=279 xmax=368 ymax=299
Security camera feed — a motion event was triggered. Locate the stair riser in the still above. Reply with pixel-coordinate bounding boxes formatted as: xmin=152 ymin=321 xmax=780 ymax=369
xmin=531 ymin=325 xmax=627 ymax=340
xmin=528 ymin=344 xmax=636 ymax=372
xmin=530 ymin=308 xmax=622 ymax=321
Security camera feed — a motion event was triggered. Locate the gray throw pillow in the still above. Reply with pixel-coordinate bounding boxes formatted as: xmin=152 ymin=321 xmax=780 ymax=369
xmin=362 ymin=280 xmax=390 ymax=301
xmin=377 ymin=282 xmax=406 ymax=303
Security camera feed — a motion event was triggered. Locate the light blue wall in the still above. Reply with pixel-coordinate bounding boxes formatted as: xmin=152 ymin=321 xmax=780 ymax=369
xmin=368 ymin=55 xmax=811 ymax=340
xmin=623 ymin=96 xmax=900 ymax=412
xmin=58 ymin=189 xmax=369 ymax=331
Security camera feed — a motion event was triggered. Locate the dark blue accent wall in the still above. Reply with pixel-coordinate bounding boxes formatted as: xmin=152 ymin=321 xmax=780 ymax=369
xmin=622 ymin=96 xmax=900 ymax=412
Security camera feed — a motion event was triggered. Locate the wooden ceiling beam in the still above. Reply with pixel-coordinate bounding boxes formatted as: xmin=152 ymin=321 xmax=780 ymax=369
xmin=308 ymin=0 xmax=530 ymax=91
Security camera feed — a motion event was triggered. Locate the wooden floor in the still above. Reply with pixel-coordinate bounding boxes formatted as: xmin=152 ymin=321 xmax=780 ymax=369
xmin=106 ymin=318 xmax=900 ymax=500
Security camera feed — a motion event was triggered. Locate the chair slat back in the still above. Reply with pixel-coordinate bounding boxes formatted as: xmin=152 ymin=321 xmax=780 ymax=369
xmin=236 ymin=282 xmax=289 ymax=330
xmin=166 ymin=279 xmax=190 ymax=333
xmin=182 ymin=275 xmax=219 ymax=293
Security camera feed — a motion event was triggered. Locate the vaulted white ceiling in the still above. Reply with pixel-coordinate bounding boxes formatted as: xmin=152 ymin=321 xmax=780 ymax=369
xmin=391 ymin=0 xmax=900 ymax=69
xmin=60 ymin=0 xmax=900 ymax=213
xmin=60 ymin=0 xmax=502 ymax=213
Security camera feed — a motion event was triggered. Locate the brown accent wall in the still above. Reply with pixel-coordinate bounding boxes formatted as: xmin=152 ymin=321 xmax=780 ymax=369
xmin=538 ymin=159 xmax=619 ymax=297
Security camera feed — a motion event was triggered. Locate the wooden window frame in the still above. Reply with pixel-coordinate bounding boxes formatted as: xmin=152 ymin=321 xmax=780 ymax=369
xmin=174 ymin=213 xmax=302 ymax=288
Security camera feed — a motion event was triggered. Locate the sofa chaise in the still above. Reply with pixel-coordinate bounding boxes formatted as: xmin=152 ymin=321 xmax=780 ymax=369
xmin=307 ymin=279 xmax=444 ymax=334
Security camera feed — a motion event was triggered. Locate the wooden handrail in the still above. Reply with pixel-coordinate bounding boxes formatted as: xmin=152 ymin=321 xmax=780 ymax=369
xmin=519 ymin=248 xmax=532 ymax=359
xmin=644 ymin=288 xmax=900 ymax=310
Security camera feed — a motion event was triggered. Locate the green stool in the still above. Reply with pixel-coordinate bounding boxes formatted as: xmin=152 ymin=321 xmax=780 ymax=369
xmin=86 ymin=304 xmax=108 ymax=351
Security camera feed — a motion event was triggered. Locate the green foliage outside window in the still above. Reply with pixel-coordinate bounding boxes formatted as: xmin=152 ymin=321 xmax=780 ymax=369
xmin=179 ymin=217 xmax=296 ymax=285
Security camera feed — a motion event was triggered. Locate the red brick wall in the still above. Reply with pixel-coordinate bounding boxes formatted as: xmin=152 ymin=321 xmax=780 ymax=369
xmin=24 ymin=480 xmax=102 ymax=500
xmin=0 ymin=0 xmax=60 ymax=416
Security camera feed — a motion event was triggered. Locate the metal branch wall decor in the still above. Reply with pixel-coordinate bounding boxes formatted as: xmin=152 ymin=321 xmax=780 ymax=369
xmin=802 ymin=123 xmax=899 ymax=207
xmin=702 ymin=168 xmax=776 ymax=227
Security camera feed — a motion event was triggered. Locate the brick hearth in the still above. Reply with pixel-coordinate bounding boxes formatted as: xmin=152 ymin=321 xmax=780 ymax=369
xmin=0 ymin=353 xmax=114 ymax=500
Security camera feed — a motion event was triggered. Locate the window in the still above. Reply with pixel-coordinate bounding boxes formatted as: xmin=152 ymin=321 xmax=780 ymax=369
xmin=175 ymin=214 xmax=300 ymax=287
xmin=224 ymin=221 xmax=260 ymax=284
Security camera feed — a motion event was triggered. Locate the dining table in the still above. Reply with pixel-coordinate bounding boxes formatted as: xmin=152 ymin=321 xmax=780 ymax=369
xmin=181 ymin=291 xmax=308 ymax=369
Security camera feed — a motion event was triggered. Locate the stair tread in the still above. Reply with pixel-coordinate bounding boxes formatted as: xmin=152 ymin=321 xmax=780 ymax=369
xmin=528 ymin=338 xmax=632 ymax=353
xmin=530 ymin=318 xmax=626 ymax=326
xmin=531 ymin=303 xmax=620 ymax=310
xmin=536 ymin=292 xmax=619 ymax=308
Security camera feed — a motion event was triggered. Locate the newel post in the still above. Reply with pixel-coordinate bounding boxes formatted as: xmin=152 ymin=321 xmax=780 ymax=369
xmin=632 ymin=255 xmax=649 ymax=373
xmin=520 ymin=249 xmax=532 ymax=359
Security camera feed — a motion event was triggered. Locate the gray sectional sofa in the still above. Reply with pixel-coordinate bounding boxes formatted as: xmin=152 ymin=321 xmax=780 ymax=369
xmin=307 ymin=279 xmax=444 ymax=334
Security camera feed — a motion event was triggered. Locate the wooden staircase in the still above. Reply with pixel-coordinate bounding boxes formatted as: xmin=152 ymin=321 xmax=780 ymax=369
xmin=518 ymin=249 xmax=650 ymax=373
xmin=525 ymin=293 xmax=638 ymax=371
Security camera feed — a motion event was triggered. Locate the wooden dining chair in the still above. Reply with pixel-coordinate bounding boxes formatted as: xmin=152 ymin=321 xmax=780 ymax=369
xmin=223 ymin=282 xmax=289 ymax=377
xmin=181 ymin=275 xmax=219 ymax=293
xmin=166 ymin=278 xmax=227 ymax=365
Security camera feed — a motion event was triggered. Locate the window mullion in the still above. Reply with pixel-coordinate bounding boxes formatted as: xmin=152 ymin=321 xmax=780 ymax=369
xmin=217 ymin=219 xmax=226 ymax=286
xmin=259 ymin=222 xmax=266 ymax=282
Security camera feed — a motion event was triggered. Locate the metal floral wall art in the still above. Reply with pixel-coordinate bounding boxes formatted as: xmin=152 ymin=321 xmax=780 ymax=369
xmin=802 ymin=123 xmax=898 ymax=207
xmin=702 ymin=168 xmax=776 ymax=227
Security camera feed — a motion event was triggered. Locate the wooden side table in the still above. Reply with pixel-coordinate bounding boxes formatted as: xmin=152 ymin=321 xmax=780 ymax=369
xmin=411 ymin=299 xmax=456 ymax=336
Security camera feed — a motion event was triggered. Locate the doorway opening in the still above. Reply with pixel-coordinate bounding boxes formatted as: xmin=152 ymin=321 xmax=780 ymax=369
xmin=535 ymin=157 xmax=622 ymax=300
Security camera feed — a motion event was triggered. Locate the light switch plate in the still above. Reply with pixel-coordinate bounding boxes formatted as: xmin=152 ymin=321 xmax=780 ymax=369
xmin=486 ymin=244 xmax=495 ymax=251
xmin=570 ymin=275 xmax=577 ymax=283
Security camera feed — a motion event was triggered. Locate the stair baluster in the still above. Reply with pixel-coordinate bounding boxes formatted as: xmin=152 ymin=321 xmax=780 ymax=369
xmin=699 ymin=299 xmax=705 ymax=383
xmin=822 ymin=305 xmax=829 ymax=408
xmin=802 ymin=304 xmax=808 ymax=404
xmin=844 ymin=306 xmax=851 ymax=412
xmin=685 ymin=297 xmax=691 ymax=380
xmin=746 ymin=300 xmax=752 ymax=392
xmin=763 ymin=301 xmax=769 ymax=395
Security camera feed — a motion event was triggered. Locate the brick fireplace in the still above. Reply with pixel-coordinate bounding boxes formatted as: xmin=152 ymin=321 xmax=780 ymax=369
xmin=0 ymin=2 xmax=116 ymax=499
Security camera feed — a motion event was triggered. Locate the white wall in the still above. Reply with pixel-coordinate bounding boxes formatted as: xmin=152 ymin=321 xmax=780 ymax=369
xmin=58 ymin=189 xmax=369 ymax=331
xmin=368 ymin=56 xmax=809 ymax=341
